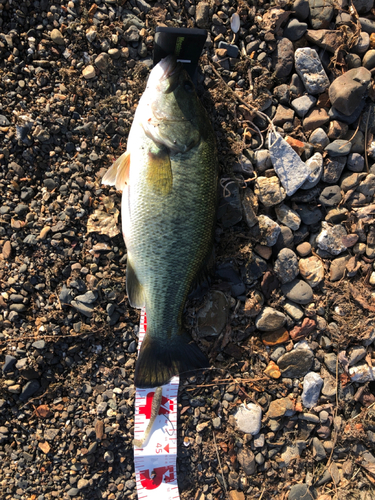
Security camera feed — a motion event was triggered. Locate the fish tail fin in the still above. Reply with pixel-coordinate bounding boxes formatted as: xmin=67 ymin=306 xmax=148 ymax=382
xmin=134 ymin=330 xmax=209 ymax=388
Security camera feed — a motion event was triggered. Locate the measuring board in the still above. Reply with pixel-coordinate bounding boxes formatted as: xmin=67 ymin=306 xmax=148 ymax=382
xmin=134 ymin=308 xmax=181 ymax=500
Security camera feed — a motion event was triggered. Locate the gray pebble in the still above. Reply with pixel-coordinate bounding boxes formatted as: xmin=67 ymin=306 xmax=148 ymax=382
xmin=277 ymin=347 xmax=314 ymax=377
xmin=312 ymin=437 xmax=327 ymax=461
xmin=269 ymin=131 xmax=311 ymax=195
xmin=295 ymin=204 xmax=323 ymax=225
xmin=271 ymin=347 xmax=286 ymax=361
xmin=272 ymin=38 xmax=294 ymax=79
xmin=309 ymin=127 xmax=330 ymax=147
xmin=324 ymin=352 xmax=337 ymax=374
xmin=316 ymin=222 xmax=348 ymax=255
xmin=309 ymin=0 xmax=333 ymax=29
xmin=293 ymin=0 xmax=310 ymax=19
xmin=322 ymin=156 xmax=346 ymax=184
xmin=218 ymin=41 xmax=239 ymax=58
xmin=2 ymin=355 xmax=17 ymax=373
xmin=348 ymin=346 xmax=367 ymax=366
xmin=363 ymin=49 xmax=375 ymax=70
xmin=291 ymin=94 xmax=316 ymax=117
xmin=347 ymin=153 xmax=365 ymax=172
xmin=75 ymin=291 xmax=97 ymax=304
xmin=274 ymin=248 xmax=299 ymax=284
xmin=325 ymin=139 xmax=352 ymax=156
xmin=281 ymin=278 xmax=314 ymax=304
xmin=255 ymin=307 xmax=286 ymax=331
xmin=300 ymin=152 xmax=323 ymax=190
xmin=71 ymin=300 xmax=94 ymax=318
xmin=360 ymin=17 xmax=375 ymax=33
xmin=302 ymin=371 xmax=323 ymax=408
xmin=283 ymin=19 xmax=308 ymax=41
xmin=319 ymin=185 xmax=342 ymax=206
xmin=19 ymin=379 xmax=40 ymax=402
xmin=32 ymin=340 xmax=45 ymax=350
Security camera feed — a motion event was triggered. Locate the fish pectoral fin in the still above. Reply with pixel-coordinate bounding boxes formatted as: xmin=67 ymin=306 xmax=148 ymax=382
xmin=102 ymin=151 xmax=130 ymax=191
xmin=146 ymin=146 xmax=172 ymax=195
xmin=126 ymin=255 xmax=144 ymax=308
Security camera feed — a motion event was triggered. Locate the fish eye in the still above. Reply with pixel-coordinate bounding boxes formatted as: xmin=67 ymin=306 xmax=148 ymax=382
xmin=184 ymin=80 xmax=194 ymax=92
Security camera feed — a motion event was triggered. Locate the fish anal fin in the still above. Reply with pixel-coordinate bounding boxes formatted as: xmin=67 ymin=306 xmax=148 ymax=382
xmin=102 ymin=151 xmax=130 ymax=191
xmin=126 ymin=255 xmax=144 ymax=308
xmin=146 ymin=147 xmax=172 ymax=195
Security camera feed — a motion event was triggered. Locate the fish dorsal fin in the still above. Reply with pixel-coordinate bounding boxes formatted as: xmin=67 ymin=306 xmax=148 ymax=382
xmin=102 ymin=151 xmax=130 ymax=191
xmin=146 ymin=146 xmax=172 ymax=195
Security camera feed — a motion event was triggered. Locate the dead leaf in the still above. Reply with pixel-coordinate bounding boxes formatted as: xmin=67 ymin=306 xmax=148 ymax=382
xmin=87 ymin=208 xmax=120 ymax=237
xmin=349 ymin=284 xmax=375 ymax=312
xmin=35 ymin=405 xmax=52 ymax=418
xmin=38 ymin=441 xmax=50 ymax=454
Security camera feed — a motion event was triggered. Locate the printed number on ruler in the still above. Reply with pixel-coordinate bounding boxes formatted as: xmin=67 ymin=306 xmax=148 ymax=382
xmin=134 ymin=308 xmax=181 ymax=500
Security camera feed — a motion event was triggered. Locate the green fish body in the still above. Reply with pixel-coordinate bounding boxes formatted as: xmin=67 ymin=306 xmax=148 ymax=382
xmin=103 ymin=56 xmax=218 ymax=387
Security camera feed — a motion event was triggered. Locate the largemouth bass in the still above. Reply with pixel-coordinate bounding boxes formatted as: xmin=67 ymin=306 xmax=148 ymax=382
xmin=102 ymin=55 xmax=218 ymax=388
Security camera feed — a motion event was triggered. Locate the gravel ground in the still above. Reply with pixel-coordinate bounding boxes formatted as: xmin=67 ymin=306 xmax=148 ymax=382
xmin=1 ymin=0 xmax=375 ymax=499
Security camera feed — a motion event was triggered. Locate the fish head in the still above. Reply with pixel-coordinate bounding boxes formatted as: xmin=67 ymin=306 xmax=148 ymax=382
xmin=142 ymin=55 xmax=204 ymax=154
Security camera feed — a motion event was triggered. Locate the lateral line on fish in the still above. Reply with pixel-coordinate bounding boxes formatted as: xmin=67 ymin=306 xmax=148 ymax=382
xmin=133 ymin=386 xmax=163 ymax=448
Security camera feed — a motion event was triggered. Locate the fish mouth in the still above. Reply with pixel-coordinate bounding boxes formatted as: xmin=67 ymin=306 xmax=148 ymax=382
xmin=157 ymin=55 xmax=184 ymax=93
xmin=158 ymin=55 xmax=181 ymax=81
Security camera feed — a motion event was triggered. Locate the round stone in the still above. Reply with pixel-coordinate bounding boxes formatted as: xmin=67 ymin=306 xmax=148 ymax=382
xmin=274 ymin=248 xmax=299 ymax=284
xmin=255 ymin=307 xmax=287 ymax=331
xmin=234 ymin=403 xmax=262 ymax=435
xmin=275 ymin=204 xmax=301 ymax=230
xmin=319 ymin=185 xmax=342 ymax=206
xmin=254 ymin=176 xmax=286 ymax=207
xmin=277 ymin=347 xmax=314 ymax=377
xmin=82 ymin=65 xmax=96 ymax=79
xmin=300 ymin=152 xmax=323 ymax=189
xmin=299 ymin=256 xmax=325 ymax=287
xmin=363 ymin=48 xmax=375 ymax=68
xmin=296 ymin=242 xmax=312 ymax=257
xmin=281 ymin=278 xmax=314 ymax=304
xmin=261 ymin=328 xmax=290 ymax=346
xmin=347 ymin=153 xmax=365 ymax=172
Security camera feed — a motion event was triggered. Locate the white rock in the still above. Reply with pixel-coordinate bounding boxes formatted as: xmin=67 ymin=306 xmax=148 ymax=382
xmin=234 ymin=403 xmax=262 ymax=435
xmin=302 ymin=372 xmax=323 ymax=409
xmin=294 ymin=47 xmax=330 ymax=94
xmin=300 ymin=152 xmax=323 ymax=190
xmin=86 ymin=27 xmax=97 ymax=43
xmin=269 ymin=131 xmax=311 ymax=196
xmin=82 ymin=65 xmax=96 ymax=80
xmin=349 ymin=362 xmax=375 ymax=382
xmin=316 ymin=221 xmax=348 ymax=255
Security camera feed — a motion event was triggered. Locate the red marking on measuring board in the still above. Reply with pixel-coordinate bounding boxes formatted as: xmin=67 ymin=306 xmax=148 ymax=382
xmin=134 ymin=308 xmax=180 ymax=500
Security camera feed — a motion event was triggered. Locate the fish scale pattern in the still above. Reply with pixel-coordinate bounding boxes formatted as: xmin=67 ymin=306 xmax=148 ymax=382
xmin=127 ymin=135 xmax=217 ymax=342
